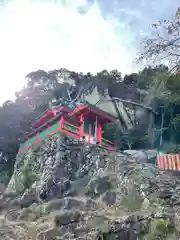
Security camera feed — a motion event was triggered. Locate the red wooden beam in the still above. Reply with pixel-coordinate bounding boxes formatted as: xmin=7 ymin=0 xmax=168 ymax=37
xmin=79 ymin=114 xmax=84 ymax=137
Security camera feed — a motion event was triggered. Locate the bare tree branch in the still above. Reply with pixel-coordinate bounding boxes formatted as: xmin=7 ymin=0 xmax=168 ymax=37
xmin=138 ymin=7 xmax=180 ymax=71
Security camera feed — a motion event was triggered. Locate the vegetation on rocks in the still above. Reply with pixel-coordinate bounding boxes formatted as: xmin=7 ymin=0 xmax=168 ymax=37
xmin=0 ymin=135 xmax=178 ymax=239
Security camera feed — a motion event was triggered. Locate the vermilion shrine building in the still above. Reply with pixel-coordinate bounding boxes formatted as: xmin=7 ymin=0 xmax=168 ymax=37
xmin=18 ymin=103 xmax=116 ymax=153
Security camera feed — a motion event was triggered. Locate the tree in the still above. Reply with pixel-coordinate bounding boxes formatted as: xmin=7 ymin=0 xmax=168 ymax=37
xmin=120 ymin=130 xmax=150 ymax=150
xmin=138 ymin=7 xmax=180 ymax=71
xmin=123 ymin=73 xmax=140 ymax=87
xmin=123 ymin=65 xmax=169 ymax=89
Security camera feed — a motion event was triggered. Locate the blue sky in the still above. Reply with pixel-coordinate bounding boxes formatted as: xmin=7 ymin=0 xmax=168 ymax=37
xmin=0 ymin=0 xmax=179 ymax=103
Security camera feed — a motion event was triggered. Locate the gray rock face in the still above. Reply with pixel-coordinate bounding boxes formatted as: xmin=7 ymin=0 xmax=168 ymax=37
xmin=53 ymin=210 xmax=82 ymax=226
xmin=6 ymin=135 xmax=180 ymax=211
xmin=123 ymin=150 xmax=148 ymax=162
xmin=19 ymin=188 xmax=37 ymax=207
xmin=0 ymin=183 xmax=6 ymax=194
xmin=45 ymin=197 xmax=85 ymax=212
xmin=6 ymin=136 xmax=101 ymax=205
xmin=4 ymin=135 xmax=180 ymax=239
xmin=39 ymin=177 xmax=70 ymax=200
xmin=101 ymin=191 xmax=117 ymax=205
xmin=37 ymin=228 xmax=63 ymax=240
xmin=86 ymin=174 xmax=115 ymax=197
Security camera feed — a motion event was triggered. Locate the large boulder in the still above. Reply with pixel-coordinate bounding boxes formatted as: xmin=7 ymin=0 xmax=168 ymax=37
xmin=123 ymin=150 xmax=148 ymax=162
xmin=53 ymin=210 xmax=82 ymax=226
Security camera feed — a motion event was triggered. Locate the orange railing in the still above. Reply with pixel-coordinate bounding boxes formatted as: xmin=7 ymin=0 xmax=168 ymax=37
xmin=19 ymin=120 xmax=116 ymax=152
xmin=157 ymin=154 xmax=180 ymax=171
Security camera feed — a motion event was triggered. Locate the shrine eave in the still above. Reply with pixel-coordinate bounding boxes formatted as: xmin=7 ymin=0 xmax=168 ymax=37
xmin=32 ymin=106 xmax=71 ymax=128
xmin=27 ymin=112 xmax=81 ymax=138
xmin=71 ymin=104 xmax=116 ymax=123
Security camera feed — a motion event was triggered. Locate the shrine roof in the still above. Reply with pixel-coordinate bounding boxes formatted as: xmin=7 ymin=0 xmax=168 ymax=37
xmin=32 ymin=104 xmax=71 ymax=127
xmin=71 ymin=102 xmax=117 ymax=122
xmin=27 ymin=112 xmax=80 ymax=138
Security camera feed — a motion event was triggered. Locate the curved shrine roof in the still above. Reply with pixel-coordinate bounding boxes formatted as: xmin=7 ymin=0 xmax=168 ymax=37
xmin=32 ymin=105 xmax=71 ymax=128
xmin=71 ymin=103 xmax=116 ymax=123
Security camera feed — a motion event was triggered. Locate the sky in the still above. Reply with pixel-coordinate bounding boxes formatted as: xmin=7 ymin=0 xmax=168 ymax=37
xmin=0 ymin=0 xmax=179 ymax=104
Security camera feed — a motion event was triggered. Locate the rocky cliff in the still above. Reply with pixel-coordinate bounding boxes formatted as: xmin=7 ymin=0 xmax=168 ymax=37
xmin=84 ymin=85 xmax=149 ymax=131
xmin=1 ymin=134 xmax=180 ymax=239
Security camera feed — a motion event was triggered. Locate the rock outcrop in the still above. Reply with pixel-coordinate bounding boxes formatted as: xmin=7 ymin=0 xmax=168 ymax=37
xmin=1 ymin=134 xmax=180 ymax=239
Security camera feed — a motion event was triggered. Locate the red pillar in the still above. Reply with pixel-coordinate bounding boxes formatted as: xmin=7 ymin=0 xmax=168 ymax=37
xmin=97 ymin=123 xmax=102 ymax=143
xmin=79 ymin=115 xmax=84 ymax=137
xmin=60 ymin=116 xmax=64 ymax=129
xmin=18 ymin=147 xmax=21 ymax=153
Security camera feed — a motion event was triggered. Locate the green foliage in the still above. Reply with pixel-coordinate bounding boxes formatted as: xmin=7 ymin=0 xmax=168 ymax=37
xmin=135 ymin=6 xmax=180 ymax=151
xmin=102 ymin=122 xmax=150 ymax=150
xmin=124 ymin=65 xmax=169 ymax=89
xmin=142 ymin=219 xmax=174 ymax=240
xmin=0 ymin=170 xmax=11 ymax=185
xmin=120 ymin=130 xmax=150 ymax=150
xmin=166 ymin=144 xmax=180 ymax=154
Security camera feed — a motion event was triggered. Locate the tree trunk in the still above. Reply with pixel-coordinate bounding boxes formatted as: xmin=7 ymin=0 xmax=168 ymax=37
xmin=148 ymin=102 xmax=155 ymax=148
xmin=127 ymin=142 xmax=132 ymax=150
xmin=159 ymin=107 xmax=165 ymax=148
